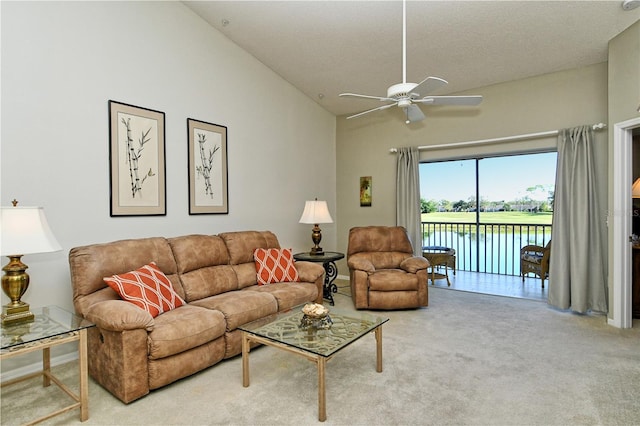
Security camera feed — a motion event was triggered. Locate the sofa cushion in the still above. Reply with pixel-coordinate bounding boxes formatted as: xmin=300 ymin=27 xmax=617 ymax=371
xmin=232 ymin=263 xmax=260 ymax=289
xmin=254 ymin=248 xmax=300 ymax=285
xmin=169 ymin=235 xmax=230 ymax=273
xmin=103 ymin=262 xmax=185 ymax=318
xmin=148 ymin=305 xmax=226 ymax=359
xmin=522 ymin=253 xmax=543 ymax=264
xmin=168 ymin=235 xmax=238 ymax=302
xmin=178 ymin=265 xmax=238 ymax=302
xmin=219 ymin=230 xmax=280 ymax=265
xmin=243 ymin=282 xmax=319 ymax=311
xmin=190 ymin=290 xmax=277 ymax=331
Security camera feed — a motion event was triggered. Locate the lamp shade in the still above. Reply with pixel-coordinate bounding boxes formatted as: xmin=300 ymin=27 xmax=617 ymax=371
xmin=1 ymin=207 xmax=62 ymax=256
xmin=633 ymin=179 xmax=640 ymax=199
xmin=299 ymin=200 xmax=333 ymax=224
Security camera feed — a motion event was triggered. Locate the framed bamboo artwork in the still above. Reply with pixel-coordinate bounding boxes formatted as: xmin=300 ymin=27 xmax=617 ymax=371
xmin=109 ymin=100 xmax=166 ymax=216
xmin=187 ymin=118 xmax=228 ymax=214
xmin=360 ymin=176 xmax=372 ymax=206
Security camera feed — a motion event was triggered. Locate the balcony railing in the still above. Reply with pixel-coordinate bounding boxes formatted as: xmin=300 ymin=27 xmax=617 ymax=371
xmin=421 ymin=222 xmax=552 ymax=276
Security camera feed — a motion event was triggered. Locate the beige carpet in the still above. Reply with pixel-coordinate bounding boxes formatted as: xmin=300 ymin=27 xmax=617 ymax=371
xmin=2 ymin=287 xmax=640 ymax=425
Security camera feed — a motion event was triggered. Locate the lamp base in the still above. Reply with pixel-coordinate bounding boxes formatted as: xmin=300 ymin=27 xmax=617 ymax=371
xmin=309 ymin=247 xmax=325 ymax=256
xmin=1 ymin=302 xmax=34 ymax=326
xmin=309 ymin=224 xmax=325 ymax=255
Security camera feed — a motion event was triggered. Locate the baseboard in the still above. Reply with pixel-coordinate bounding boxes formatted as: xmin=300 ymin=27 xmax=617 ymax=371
xmin=337 ymin=274 xmax=349 ymax=281
xmin=0 ymin=351 xmax=78 ymax=382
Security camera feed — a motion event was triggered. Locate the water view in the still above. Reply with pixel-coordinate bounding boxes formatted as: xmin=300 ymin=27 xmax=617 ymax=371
xmin=420 ymin=153 xmax=556 ymax=276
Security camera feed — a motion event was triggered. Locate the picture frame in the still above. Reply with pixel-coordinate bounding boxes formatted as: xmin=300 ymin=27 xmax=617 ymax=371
xmin=187 ymin=118 xmax=228 ymax=214
xmin=360 ymin=176 xmax=372 ymax=206
xmin=109 ymin=100 xmax=166 ymax=216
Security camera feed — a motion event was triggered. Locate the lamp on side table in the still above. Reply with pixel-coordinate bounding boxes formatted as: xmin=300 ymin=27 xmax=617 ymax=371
xmin=299 ymin=198 xmax=333 ymax=256
xmin=1 ymin=200 xmax=61 ymax=325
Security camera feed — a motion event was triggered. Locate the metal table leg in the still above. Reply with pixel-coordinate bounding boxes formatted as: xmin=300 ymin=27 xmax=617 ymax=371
xmin=322 ymin=261 xmax=338 ymax=305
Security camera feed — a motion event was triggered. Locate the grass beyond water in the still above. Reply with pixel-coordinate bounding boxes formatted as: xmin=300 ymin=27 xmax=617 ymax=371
xmin=422 ymin=211 xmax=553 ymax=224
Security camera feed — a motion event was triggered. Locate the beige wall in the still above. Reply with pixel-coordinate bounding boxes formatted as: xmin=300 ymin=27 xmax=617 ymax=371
xmin=1 ymin=1 xmax=336 ymax=371
xmin=607 ymin=20 xmax=640 ymax=320
xmin=336 ymin=62 xmax=608 ymax=275
xmin=608 ymin=20 xmax=640 ymax=125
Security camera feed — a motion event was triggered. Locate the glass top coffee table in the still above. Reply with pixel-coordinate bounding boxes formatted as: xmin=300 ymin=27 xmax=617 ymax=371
xmin=238 ymin=305 xmax=389 ymax=422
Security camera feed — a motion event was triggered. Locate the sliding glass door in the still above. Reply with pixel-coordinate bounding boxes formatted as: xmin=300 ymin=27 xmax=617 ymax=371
xmin=419 ymin=152 xmax=556 ymax=275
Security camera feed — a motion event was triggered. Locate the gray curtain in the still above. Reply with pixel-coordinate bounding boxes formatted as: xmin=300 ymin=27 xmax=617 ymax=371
xmin=549 ymin=125 xmax=608 ymax=313
xmin=396 ymin=147 xmax=422 ymax=256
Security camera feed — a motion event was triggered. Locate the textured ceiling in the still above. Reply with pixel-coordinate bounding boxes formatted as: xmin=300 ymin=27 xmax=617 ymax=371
xmin=183 ymin=1 xmax=640 ymax=117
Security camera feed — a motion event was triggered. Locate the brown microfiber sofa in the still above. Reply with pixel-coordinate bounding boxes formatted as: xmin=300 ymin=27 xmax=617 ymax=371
xmin=69 ymin=231 xmax=324 ymax=403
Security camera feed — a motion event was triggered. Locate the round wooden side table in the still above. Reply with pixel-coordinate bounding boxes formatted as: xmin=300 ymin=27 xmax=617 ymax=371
xmin=422 ymin=246 xmax=456 ymax=286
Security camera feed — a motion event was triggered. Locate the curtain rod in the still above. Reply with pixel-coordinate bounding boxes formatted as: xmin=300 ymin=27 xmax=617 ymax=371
xmin=389 ymin=122 xmax=607 ymax=153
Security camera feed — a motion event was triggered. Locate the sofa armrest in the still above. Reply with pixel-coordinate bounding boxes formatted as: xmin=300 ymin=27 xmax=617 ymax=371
xmin=347 ymin=257 xmax=375 ymax=273
xmin=85 ymin=300 xmax=155 ymax=332
xmin=400 ymin=256 xmax=430 ymax=273
xmin=294 ymin=261 xmax=325 ymax=282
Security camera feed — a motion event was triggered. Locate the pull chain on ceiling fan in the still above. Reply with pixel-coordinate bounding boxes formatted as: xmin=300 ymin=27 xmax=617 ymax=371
xmin=339 ymin=0 xmax=483 ymax=124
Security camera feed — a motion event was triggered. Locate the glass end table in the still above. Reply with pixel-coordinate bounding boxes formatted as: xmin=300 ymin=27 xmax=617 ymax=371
xmin=1 ymin=306 xmax=95 ymax=424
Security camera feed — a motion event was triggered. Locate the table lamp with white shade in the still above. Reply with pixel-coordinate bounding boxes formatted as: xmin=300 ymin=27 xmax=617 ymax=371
xmin=299 ymin=199 xmax=333 ymax=255
xmin=1 ymin=200 xmax=62 ymax=325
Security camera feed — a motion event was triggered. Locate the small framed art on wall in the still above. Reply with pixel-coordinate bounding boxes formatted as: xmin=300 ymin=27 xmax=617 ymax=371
xmin=360 ymin=176 xmax=372 ymax=207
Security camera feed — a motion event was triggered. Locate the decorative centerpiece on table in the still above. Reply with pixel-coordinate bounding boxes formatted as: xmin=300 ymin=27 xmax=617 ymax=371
xmin=300 ymin=303 xmax=332 ymax=330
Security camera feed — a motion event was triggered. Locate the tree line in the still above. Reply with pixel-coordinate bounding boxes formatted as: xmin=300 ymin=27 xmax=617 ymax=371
xmin=421 ymin=185 xmax=554 ymax=213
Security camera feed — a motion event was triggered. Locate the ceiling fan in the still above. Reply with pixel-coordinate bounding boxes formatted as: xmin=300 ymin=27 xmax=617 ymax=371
xmin=339 ymin=0 xmax=482 ymax=124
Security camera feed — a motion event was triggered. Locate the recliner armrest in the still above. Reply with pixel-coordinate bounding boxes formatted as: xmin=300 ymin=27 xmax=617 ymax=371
xmin=85 ymin=300 xmax=155 ymax=332
xmin=400 ymin=256 xmax=430 ymax=273
xmin=348 ymin=257 xmax=375 ymax=273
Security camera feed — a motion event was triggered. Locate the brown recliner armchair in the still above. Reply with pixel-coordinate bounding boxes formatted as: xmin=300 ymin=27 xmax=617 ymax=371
xmin=347 ymin=226 xmax=430 ymax=310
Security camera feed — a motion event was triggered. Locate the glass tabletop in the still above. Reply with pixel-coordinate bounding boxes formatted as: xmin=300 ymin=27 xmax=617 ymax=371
xmin=1 ymin=306 xmax=95 ymax=351
xmin=238 ymin=305 xmax=388 ymax=357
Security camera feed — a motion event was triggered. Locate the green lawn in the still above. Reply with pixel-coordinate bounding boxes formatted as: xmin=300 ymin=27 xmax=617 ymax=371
xmin=422 ymin=211 xmax=553 ymax=224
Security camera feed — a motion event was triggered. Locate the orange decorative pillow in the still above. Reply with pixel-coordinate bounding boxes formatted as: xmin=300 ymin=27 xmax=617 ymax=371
xmin=254 ymin=248 xmax=300 ymax=285
xmin=103 ymin=262 xmax=185 ymax=318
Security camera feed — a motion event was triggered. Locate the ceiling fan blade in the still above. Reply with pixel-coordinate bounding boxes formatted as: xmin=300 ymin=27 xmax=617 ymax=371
xmin=346 ymin=103 xmax=397 ymax=120
xmin=339 ymin=92 xmax=395 ymax=102
xmin=406 ymin=104 xmax=425 ymax=122
xmin=418 ymin=95 xmax=483 ymax=106
xmin=411 ymin=76 xmax=448 ymax=97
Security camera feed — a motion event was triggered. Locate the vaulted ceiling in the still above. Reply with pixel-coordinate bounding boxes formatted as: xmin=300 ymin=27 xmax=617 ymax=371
xmin=184 ymin=1 xmax=640 ymax=117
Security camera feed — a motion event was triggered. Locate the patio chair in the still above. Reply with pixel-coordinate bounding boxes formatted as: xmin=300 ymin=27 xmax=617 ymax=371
xmin=520 ymin=240 xmax=551 ymax=288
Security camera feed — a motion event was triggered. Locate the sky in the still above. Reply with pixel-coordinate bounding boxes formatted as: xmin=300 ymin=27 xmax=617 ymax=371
xmin=419 ymin=152 xmax=557 ymax=203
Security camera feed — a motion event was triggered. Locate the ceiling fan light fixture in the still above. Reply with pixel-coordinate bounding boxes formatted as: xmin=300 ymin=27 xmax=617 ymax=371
xmin=339 ymin=0 xmax=482 ymax=123
xmin=387 ymin=82 xmax=415 ymax=99
xmin=622 ymin=0 xmax=640 ymax=10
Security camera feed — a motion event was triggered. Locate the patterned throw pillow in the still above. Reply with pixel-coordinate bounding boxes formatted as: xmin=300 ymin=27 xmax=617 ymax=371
xmin=254 ymin=248 xmax=300 ymax=285
xmin=103 ymin=262 xmax=185 ymax=318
